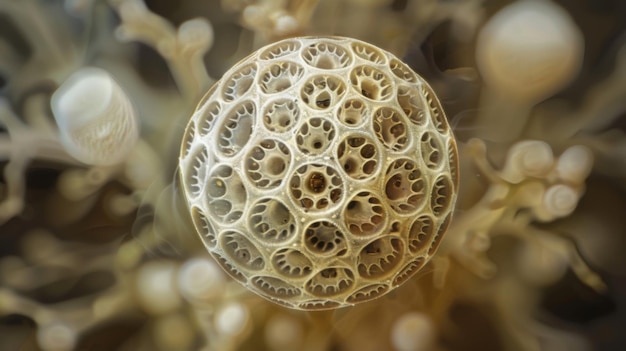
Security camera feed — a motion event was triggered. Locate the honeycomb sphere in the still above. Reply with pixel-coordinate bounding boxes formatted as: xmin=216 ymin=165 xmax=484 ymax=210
xmin=179 ymin=36 xmax=459 ymax=310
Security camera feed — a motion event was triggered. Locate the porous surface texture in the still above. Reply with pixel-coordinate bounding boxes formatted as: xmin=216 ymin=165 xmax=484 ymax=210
xmin=179 ymin=36 xmax=459 ymax=310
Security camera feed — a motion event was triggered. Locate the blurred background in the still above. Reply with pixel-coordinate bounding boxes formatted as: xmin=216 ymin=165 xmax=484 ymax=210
xmin=1 ymin=0 xmax=625 ymax=350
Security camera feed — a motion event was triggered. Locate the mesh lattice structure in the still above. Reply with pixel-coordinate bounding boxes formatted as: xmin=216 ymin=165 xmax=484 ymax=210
xmin=179 ymin=36 xmax=459 ymax=310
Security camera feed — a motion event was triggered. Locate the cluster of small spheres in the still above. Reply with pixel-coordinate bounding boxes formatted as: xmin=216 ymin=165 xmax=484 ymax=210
xmin=179 ymin=36 xmax=459 ymax=310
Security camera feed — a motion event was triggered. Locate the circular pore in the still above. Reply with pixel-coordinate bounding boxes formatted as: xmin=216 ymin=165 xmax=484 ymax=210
xmin=179 ymin=36 xmax=459 ymax=310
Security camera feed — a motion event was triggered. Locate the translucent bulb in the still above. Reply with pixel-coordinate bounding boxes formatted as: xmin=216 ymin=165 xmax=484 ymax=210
xmin=136 ymin=260 xmax=182 ymax=315
xmin=390 ymin=311 xmax=436 ymax=351
xmin=476 ymin=1 xmax=584 ymax=102
xmin=178 ymin=18 xmax=214 ymax=53
xmin=37 ymin=322 xmax=76 ymax=351
xmin=177 ymin=256 xmax=225 ymax=302
xmin=242 ymin=5 xmax=268 ymax=28
xmin=273 ymin=14 xmax=298 ymax=35
xmin=537 ymin=184 xmax=579 ymax=221
xmin=264 ymin=314 xmax=303 ymax=351
xmin=215 ymin=302 xmax=249 ymax=336
xmin=500 ymin=140 xmax=554 ymax=183
xmin=555 ymin=145 xmax=593 ymax=184
xmin=51 ymin=67 xmax=139 ymax=166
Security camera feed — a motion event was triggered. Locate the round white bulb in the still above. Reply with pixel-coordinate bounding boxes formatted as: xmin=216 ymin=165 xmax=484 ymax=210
xmin=476 ymin=1 xmax=584 ymax=103
xmin=215 ymin=302 xmax=249 ymax=336
xmin=556 ymin=145 xmax=593 ymax=184
xmin=541 ymin=184 xmax=579 ymax=220
xmin=178 ymin=18 xmax=214 ymax=52
xmin=273 ymin=14 xmax=298 ymax=35
xmin=390 ymin=311 xmax=436 ymax=351
xmin=37 ymin=322 xmax=76 ymax=351
xmin=136 ymin=260 xmax=182 ymax=315
xmin=264 ymin=314 xmax=303 ymax=351
xmin=501 ymin=140 xmax=554 ymax=183
xmin=177 ymin=256 xmax=225 ymax=302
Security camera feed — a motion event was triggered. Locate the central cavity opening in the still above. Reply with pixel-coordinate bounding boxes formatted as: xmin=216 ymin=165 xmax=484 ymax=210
xmin=360 ymin=80 xmax=379 ymax=99
xmin=267 ymin=156 xmax=286 ymax=175
xmin=272 ymin=78 xmax=291 ymax=92
xmin=315 ymin=92 xmax=331 ymax=108
xmin=316 ymin=56 xmax=335 ymax=69
xmin=267 ymin=200 xmax=290 ymax=225
xmin=386 ymin=174 xmax=408 ymax=200
xmin=321 ymin=268 xmax=338 ymax=279
xmin=307 ymin=172 xmax=326 ymax=193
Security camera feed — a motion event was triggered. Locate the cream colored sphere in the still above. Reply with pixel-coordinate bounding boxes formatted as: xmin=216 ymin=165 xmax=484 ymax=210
xmin=476 ymin=1 xmax=584 ymax=103
xmin=179 ymin=36 xmax=458 ymax=310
